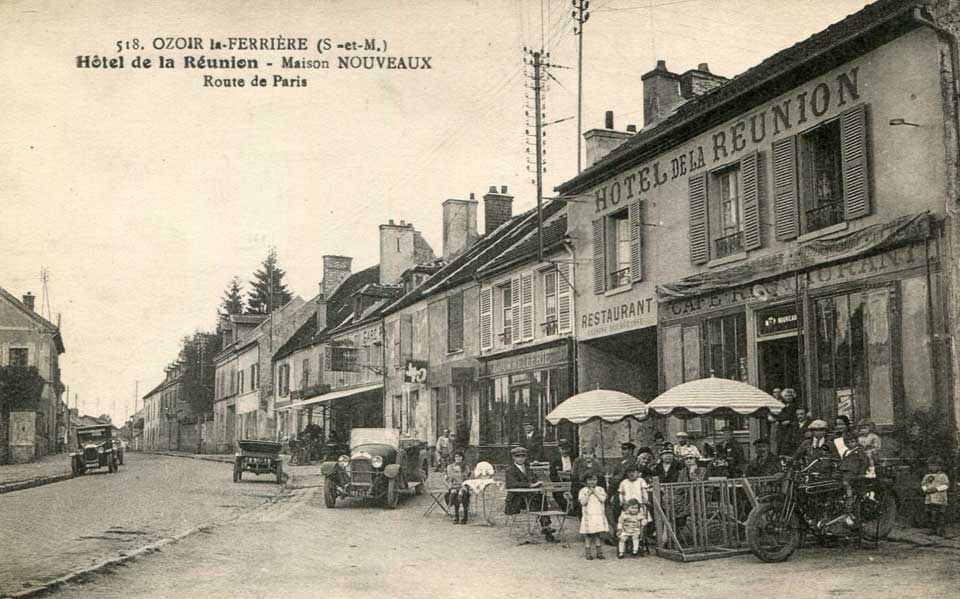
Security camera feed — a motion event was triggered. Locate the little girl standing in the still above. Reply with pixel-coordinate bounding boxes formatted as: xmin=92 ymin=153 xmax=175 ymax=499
xmin=578 ymin=474 xmax=609 ymax=560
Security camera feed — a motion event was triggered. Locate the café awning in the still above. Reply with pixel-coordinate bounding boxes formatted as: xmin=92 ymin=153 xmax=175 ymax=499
xmin=275 ymin=382 xmax=383 ymax=412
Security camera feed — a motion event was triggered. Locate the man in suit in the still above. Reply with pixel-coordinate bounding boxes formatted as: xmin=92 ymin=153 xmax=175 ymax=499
xmin=652 ymin=444 xmax=685 ymax=482
xmin=714 ymin=426 xmax=746 ymax=478
xmin=778 ymin=406 xmax=811 ymax=457
xmin=745 ymin=438 xmax=781 ymax=477
xmin=504 ymin=446 xmax=555 ymax=541
xmin=521 ymin=422 xmax=544 ymax=463
xmin=792 ymin=419 xmax=838 ymax=466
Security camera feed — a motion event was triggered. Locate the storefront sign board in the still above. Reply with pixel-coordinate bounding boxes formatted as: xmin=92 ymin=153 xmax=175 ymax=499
xmin=579 ymin=296 xmax=656 ymax=340
xmin=483 ymin=345 xmax=567 ymax=378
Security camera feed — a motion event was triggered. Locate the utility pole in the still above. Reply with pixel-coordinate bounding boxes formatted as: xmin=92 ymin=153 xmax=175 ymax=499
xmin=573 ymin=0 xmax=590 ymax=173
xmin=525 ymin=48 xmax=550 ymax=262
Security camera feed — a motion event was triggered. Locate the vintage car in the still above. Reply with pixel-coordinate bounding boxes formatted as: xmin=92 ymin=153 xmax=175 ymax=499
xmin=321 ymin=428 xmax=428 ymax=509
xmin=70 ymin=425 xmax=119 ymax=475
xmin=233 ymin=439 xmax=285 ymax=484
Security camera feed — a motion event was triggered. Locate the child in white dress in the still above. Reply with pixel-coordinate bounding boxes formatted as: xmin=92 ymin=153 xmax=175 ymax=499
xmin=578 ymin=474 xmax=609 ymax=560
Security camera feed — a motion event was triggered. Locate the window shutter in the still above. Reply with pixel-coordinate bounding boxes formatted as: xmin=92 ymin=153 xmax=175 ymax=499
xmin=557 ymin=261 xmax=572 ymax=334
xmin=511 ymin=277 xmax=521 ymax=341
xmin=841 ymin=103 xmax=870 ymax=220
xmin=772 ymin=136 xmax=799 ymax=240
xmin=323 ymin=345 xmax=333 ymax=372
xmin=521 ymin=273 xmax=534 ymax=341
xmin=592 ymin=218 xmax=606 ymax=294
xmin=628 ymin=200 xmax=643 ymax=282
xmin=688 ymin=172 xmax=709 ymax=264
xmin=479 ymin=287 xmax=493 ymax=350
xmin=400 ymin=315 xmax=413 ymax=361
xmin=741 ymin=150 xmax=761 ymax=250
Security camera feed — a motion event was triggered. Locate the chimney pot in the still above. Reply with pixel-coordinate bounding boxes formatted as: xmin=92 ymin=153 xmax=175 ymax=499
xmin=626 ymin=124 xmax=637 ymax=133
xmin=656 ymin=59 xmax=668 ymax=71
xmin=604 ymin=110 xmax=614 ymax=129
xmin=388 ymin=218 xmax=394 ymax=225
xmin=698 ymin=62 xmax=710 ymax=72
xmin=469 ymin=192 xmax=475 ymax=199
xmin=488 ymin=185 xmax=497 ymax=193
xmin=500 ymin=185 xmax=508 ymax=194
xmin=22 ymin=292 xmax=35 ymax=312
xmin=400 ymin=219 xmax=405 ymax=226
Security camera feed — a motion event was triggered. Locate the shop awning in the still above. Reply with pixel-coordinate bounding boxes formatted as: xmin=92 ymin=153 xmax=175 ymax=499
xmin=275 ymin=382 xmax=383 ymax=412
xmin=657 ymin=211 xmax=934 ymax=300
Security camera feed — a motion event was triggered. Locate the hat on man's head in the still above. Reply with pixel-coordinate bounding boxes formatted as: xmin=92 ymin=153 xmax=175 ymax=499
xmin=753 ymin=438 xmax=771 ymax=447
xmin=510 ymin=446 xmax=528 ymax=456
xmin=558 ymin=438 xmax=573 ymax=449
xmin=675 ymin=431 xmax=689 ymax=438
xmin=659 ymin=443 xmax=675 ymax=456
xmin=637 ymin=446 xmax=653 ymax=456
xmin=621 ymin=441 xmax=636 ymax=450
xmin=781 ymin=388 xmax=797 ymax=400
xmin=808 ymin=419 xmax=829 ymax=431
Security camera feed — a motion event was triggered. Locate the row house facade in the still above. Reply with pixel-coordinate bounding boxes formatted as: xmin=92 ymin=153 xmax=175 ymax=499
xmin=0 ymin=287 xmax=66 ymax=463
xmin=274 ymin=220 xmax=435 ymax=440
xmin=382 ymin=188 xmax=575 ymax=463
xmin=557 ymin=0 xmax=960 ymax=458
xmin=141 ymin=363 xmax=186 ymax=451
xmin=211 ymin=300 xmax=311 ymax=452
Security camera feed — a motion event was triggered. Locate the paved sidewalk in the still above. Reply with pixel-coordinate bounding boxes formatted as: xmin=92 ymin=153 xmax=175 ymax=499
xmin=0 ymin=453 xmax=72 ymax=494
xmin=888 ymin=524 xmax=960 ymax=549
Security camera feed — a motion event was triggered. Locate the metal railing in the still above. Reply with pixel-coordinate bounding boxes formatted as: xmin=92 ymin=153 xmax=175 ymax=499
xmin=498 ymin=328 xmax=512 ymax=344
xmin=805 ymin=201 xmax=845 ymax=232
xmin=714 ymin=231 xmax=744 ymax=258
xmin=540 ymin=320 xmax=558 ymax=336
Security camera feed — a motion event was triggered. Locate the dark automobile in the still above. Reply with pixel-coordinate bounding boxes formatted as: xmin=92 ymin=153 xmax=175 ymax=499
xmin=233 ymin=439 xmax=285 ymax=484
xmin=321 ymin=428 xmax=428 ymax=509
xmin=70 ymin=425 xmax=119 ymax=476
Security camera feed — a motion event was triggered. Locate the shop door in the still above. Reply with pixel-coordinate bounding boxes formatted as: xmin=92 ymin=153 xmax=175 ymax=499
xmin=758 ymin=335 xmax=801 ymax=394
xmin=509 ymin=384 xmax=532 ymax=444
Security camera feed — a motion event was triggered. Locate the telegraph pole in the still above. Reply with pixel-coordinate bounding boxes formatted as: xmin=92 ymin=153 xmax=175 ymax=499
xmin=525 ymin=48 xmax=550 ymax=262
xmin=573 ymin=0 xmax=590 ymax=173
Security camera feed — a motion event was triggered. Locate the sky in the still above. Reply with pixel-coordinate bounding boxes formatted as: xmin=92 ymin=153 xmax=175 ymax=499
xmin=0 ymin=0 xmax=875 ymax=423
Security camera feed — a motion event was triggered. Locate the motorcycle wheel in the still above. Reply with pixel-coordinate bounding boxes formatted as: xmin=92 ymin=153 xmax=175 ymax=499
xmin=385 ymin=478 xmax=399 ymax=509
xmin=746 ymin=502 xmax=801 ymax=563
xmin=323 ymin=479 xmax=337 ymax=508
xmin=860 ymin=490 xmax=897 ymax=541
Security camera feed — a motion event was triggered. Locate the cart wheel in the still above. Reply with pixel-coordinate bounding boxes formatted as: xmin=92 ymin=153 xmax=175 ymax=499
xmin=385 ymin=478 xmax=399 ymax=509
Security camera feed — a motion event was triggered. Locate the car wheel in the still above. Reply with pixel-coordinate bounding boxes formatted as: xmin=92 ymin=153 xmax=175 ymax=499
xmin=323 ymin=480 xmax=337 ymax=508
xmin=385 ymin=478 xmax=399 ymax=509
xmin=233 ymin=461 xmax=242 ymax=483
xmin=71 ymin=459 xmax=79 ymax=478
xmin=108 ymin=457 xmax=117 ymax=473
xmin=275 ymin=464 xmax=284 ymax=485
xmin=415 ymin=469 xmax=427 ymax=495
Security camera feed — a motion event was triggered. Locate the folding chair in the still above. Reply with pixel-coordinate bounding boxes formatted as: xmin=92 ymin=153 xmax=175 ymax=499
xmin=422 ymin=473 xmax=453 ymax=519
xmin=529 ymin=481 xmax=574 ymax=542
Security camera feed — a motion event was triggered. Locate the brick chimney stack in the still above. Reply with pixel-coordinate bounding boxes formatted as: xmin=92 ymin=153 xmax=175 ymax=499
xmin=679 ymin=62 xmax=727 ymax=99
xmin=321 ymin=255 xmax=352 ymax=298
xmin=21 ymin=292 xmax=35 ymax=312
xmin=642 ymin=59 xmax=684 ymax=127
xmin=483 ymin=185 xmax=514 ymax=235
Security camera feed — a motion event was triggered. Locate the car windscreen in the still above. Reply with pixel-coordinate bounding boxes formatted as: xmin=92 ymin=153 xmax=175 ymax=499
xmin=350 ymin=428 xmax=399 ymax=448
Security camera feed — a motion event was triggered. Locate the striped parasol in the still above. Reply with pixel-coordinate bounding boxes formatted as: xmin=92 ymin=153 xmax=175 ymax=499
xmin=545 ymin=389 xmax=648 ymax=425
xmin=646 ymin=375 xmax=784 ymax=419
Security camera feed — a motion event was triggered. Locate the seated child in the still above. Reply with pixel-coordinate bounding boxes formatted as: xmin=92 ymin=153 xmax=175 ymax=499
xmin=838 ymin=432 xmax=869 ymax=511
xmin=444 ymin=450 xmax=471 ymax=524
xmin=856 ymin=419 xmax=882 ymax=476
xmin=617 ymin=499 xmax=649 ymax=558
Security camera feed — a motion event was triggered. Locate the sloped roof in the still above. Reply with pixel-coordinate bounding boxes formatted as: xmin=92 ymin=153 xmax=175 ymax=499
xmin=477 ymin=209 xmax=568 ymax=278
xmin=557 ymin=0 xmax=922 ymax=195
xmin=0 ymin=286 xmax=65 ymax=353
xmin=382 ymin=200 xmax=566 ymax=315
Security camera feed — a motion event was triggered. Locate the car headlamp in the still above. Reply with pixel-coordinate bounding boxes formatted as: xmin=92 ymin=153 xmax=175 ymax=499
xmin=98 ymin=446 xmax=104 ymax=454
xmin=337 ymin=455 xmax=351 ymax=468
xmin=371 ymin=456 xmax=384 ymax=469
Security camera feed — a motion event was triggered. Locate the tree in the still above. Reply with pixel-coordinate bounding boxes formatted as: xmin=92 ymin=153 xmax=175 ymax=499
xmin=247 ymin=247 xmax=292 ymax=314
xmin=219 ymin=276 xmax=245 ymax=317
xmin=179 ymin=331 xmax=222 ymax=416
xmin=0 ymin=366 xmax=44 ymax=411
xmin=97 ymin=414 xmax=112 ymax=424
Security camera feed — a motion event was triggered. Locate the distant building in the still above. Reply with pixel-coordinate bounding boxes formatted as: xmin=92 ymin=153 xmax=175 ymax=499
xmin=0 ymin=287 xmax=66 ymax=464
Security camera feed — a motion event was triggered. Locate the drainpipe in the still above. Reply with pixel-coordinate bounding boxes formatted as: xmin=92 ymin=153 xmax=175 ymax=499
xmin=912 ymin=6 xmax=960 ymax=433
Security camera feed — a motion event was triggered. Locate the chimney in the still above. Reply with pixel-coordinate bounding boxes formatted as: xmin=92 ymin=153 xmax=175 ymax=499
xmin=483 ymin=185 xmax=514 ymax=235
xmin=380 ymin=221 xmax=435 ymax=285
xmin=21 ymin=292 xmax=35 ymax=312
xmin=315 ymin=286 xmax=328 ymax=330
xmin=642 ymin=59 xmax=683 ymax=127
xmin=321 ymin=255 xmax=352 ymax=298
xmin=442 ymin=197 xmax=479 ymax=261
xmin=679 ymin=62 xmax=728 ymax=99
xmin=583 ymin=111 xmax=633 ymax=166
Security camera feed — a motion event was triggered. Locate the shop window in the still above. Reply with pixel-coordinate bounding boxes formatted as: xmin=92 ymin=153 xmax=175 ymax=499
xmin=800 ymin=120 xmax=844 ymax=232
xmin=813 ymin=287 xmax=893 ymax=425
xmin=447 ymin=291 xmax=464 ymax=352
xmin=499 ymin=284 xmax=513 ymax=344
xmin=542 ymin=270 xmax=558 ymax=335
xmin=773 ymin=104 xmax=869 ymax=241
xmin=8 ymin=347 xmax=28 ymax=366
xmin=705 ymin=313 xmax=748 ymax=430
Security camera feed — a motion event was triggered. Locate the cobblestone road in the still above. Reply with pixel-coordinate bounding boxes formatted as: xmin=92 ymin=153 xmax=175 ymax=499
xmin=0 ymin=453 xmax=282 ymax=597
xmin=31 ymin=475 xmax=960 ymax=599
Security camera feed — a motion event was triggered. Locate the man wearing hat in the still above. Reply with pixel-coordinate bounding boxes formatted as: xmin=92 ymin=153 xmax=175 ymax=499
xmin=792 ymin=419 xmax=838 ymax=465
xmin=714 ymin=426 xmax=746 ymax=478
xmin=549 ymin=441 xmax=575 ymax=511
xmin=746 ymin=438 xmax=781 ymax=477
xmin=504 ymin=446 xmax=555 ymax=541
xmin=611 ymin=441 xmax=638 ymax=489
xmin=521 ymin=422 xmax=544 ymax=463
xmin=652 ymin=444 xmax=684 ymax=483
